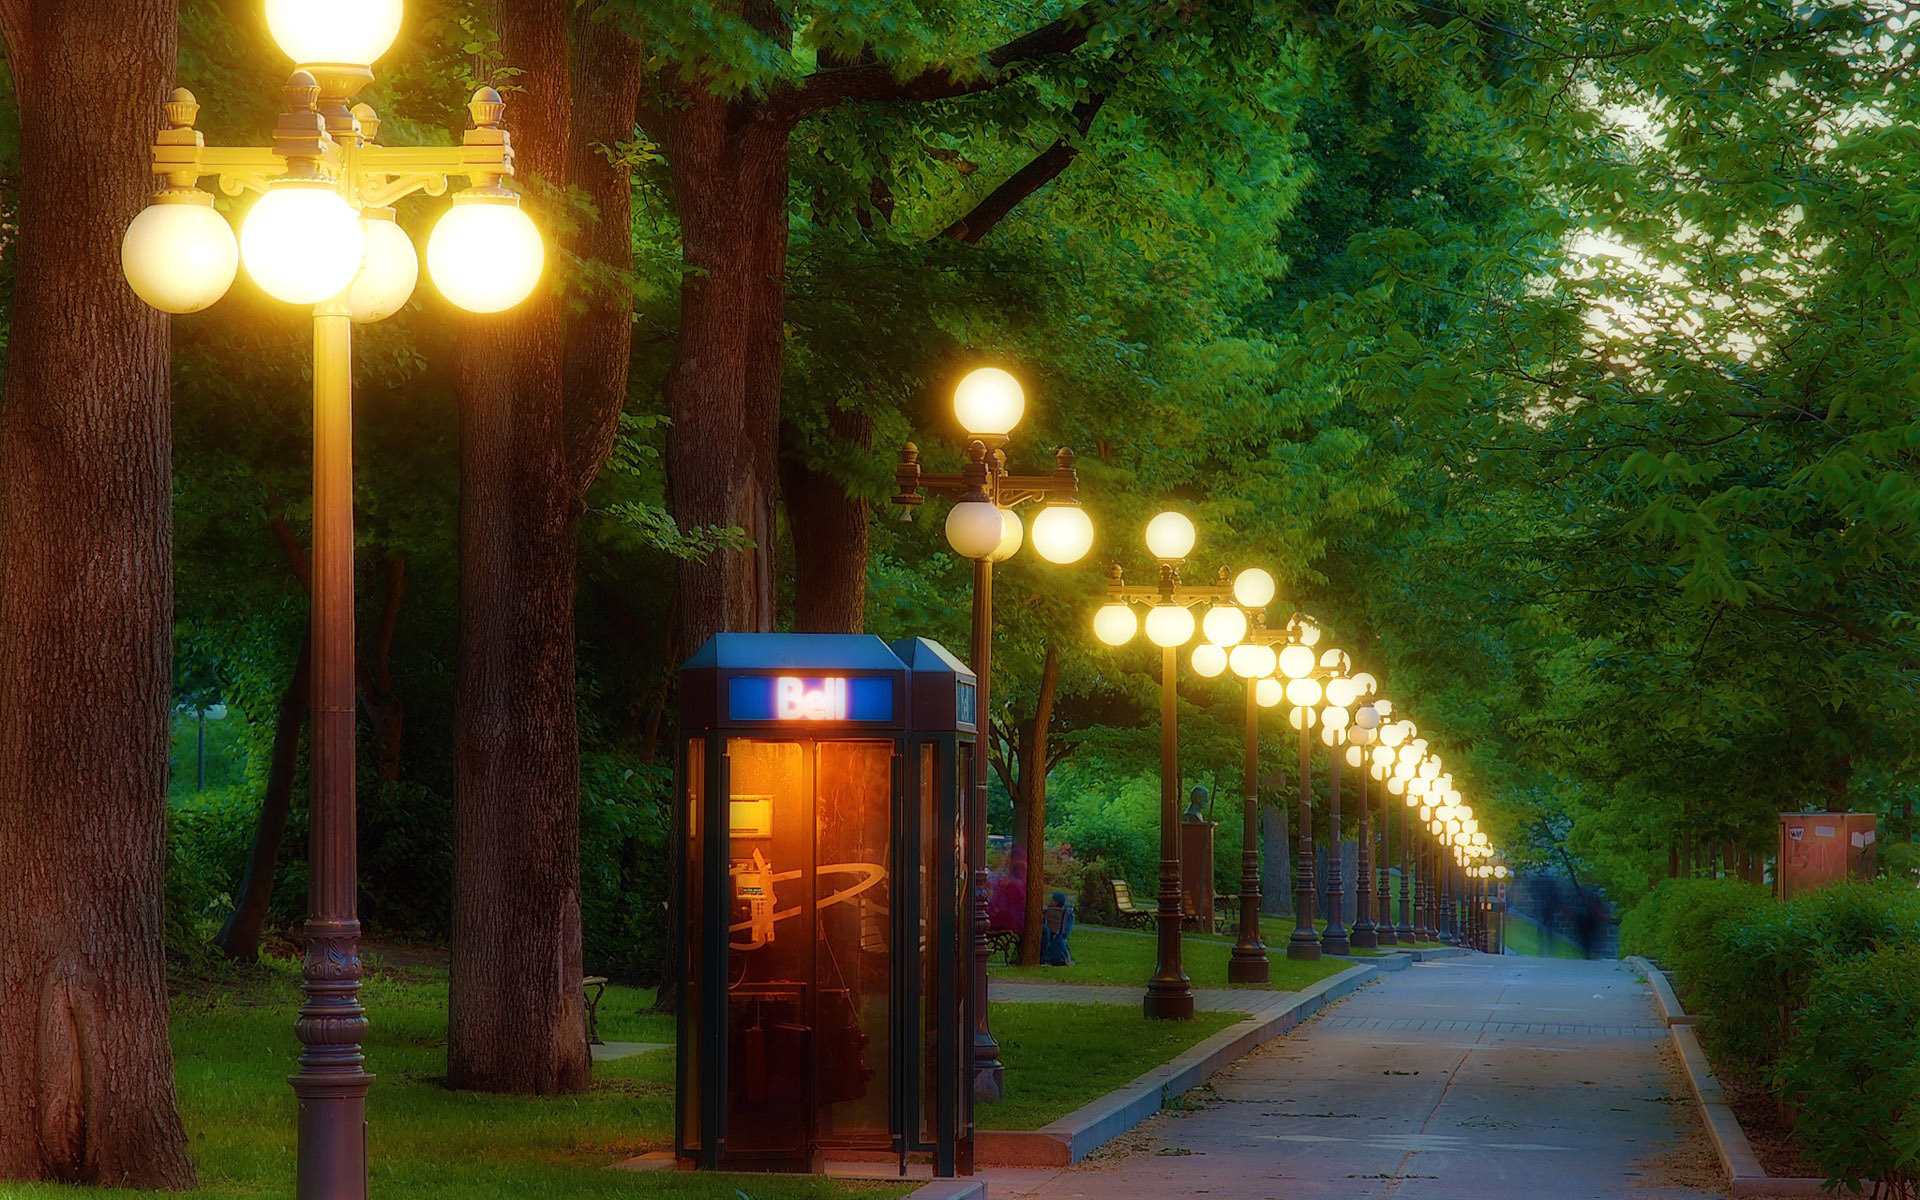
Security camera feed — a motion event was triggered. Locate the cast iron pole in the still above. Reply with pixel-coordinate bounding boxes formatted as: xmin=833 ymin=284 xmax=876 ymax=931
xmin=1375 ymin=772 xmax=1395 ymax=946
xmin=970 ymin=557 xmax=1004 ymax=1097
xmin=292 ymin=298 xmax=371 ymax=1200
xmin=1320 ymin=746 xmax=1348 ymax=955
xmin=1288 ymin=723 xmax=1319 ymax=960
xmin=1145 ymin=641 xmax=1195 ymax=1018
xmin=1352 ymin=760 xmax=1376 ymax=949
xmin=1228 ymin=677 xmax=1268 ymax=982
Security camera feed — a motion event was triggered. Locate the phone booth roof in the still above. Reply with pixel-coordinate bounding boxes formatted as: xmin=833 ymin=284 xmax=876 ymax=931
xmin=681 ymin=633 xmax=974 ymax=733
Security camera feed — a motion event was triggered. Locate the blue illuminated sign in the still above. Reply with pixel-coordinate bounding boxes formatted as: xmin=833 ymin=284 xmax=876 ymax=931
xmin=728 ymin=675 xmax=895 ymax=723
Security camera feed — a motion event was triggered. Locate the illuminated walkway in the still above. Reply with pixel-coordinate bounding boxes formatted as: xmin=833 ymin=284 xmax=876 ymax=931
xmin=990 ymin=955 xmax=1718 ymax=1200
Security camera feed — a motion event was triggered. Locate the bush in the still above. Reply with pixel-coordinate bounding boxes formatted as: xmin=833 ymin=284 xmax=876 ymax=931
xmin=1077 ymin=858 xmax=1118 ymax=926
xmin=1617 ymin=877 xmax=1766 ymax=969
xmin=1776 ymin=947 xmax=1920 ymax=1195
xmin=166 ymin=789 xmax=256 ymax=968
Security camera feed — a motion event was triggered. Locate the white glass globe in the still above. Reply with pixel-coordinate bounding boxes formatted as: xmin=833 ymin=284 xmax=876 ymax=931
xmin=1380 ymin=721 xmax=1408 ymax=748
xmin=1354 ymin=704 xmax=1380 ymax=730
xmin=1325 ymin=676 xmax=1358 ymax=708
xmin=1284 ymin=676 xmax=1322 ymax=708
xmin=1323 ymin=705 xmax=1350 ymax=731
xmin=1346 ymin=745 xmax=1364 ymax=768
xmin=122 ymin=196 xmax=239 ymax=314
xmin=1457 ymin=804 xmax=1474 ymax=821
xmin=267 ymin=0 xmax=405 ymax=66
xmin=1256 ymin=677 xmax=1283 ymax=707
xmin=1229 ymin=643 xmax=1275 ymax=679
xmin=1144 ymin=604 xmax=1196 ymax=648
xmin=1420 ymin=759 xmax=1441 ymax=780
xmin=944 ymin=500 xmax=1005 ymax=560
xmin=1371 ymin=746 xmax=1395 ymax=769
xmin=1232 ymin=567 xmax=1276 ymax=609
xmin=1375 ymin=699 xmax=1394 ymax=717
xmin=427 ymin=195 xmax=545 ymax=314
xmin=1388 ymin=777 xmax=1405 ymax=796
xmin=347 ymin=210 xmax=418 ymax=323
xmin=1351 ymin=724 xmax=1376 ymax=746
xmin=1292 ymin=618 xmax=1322 ymax=647
xmin=1319 ymin=648 xmax=1350 ymax=672
xmin=240 ymin=182 xmax=364 ymax=306
xmin=1031 ymin=504 xmax=1094 ymax=564
xmin=953 ymin=367 xmax=1025 ymax=438
xmin=1351 ymin=671 xmax=1378 ymax=697
xmin=987 ymin=507 xmax=1024 ymax=563
xmin=1202 ymin=605 xmax=1247 ymax=648
xmin=1277 ymin=643 xmax=1316 ymax=679
xmin=1093 ymin=603 xmax=1138 ymax=647
xmin=1321 ymin=723 xmax=1343 ymax=747
xmin=1143 ymin=511 xmax=1196 ymax=561
xmin=1408 ymin=777 xmax=1429 ymax=796
xmin=1191 ymin=644 xmax=1227 ymax=678
xmin=1419 ymin=805 xmax=1434 ymax=823
xmin=1288 ymin=706 xmax=1317 ymax=730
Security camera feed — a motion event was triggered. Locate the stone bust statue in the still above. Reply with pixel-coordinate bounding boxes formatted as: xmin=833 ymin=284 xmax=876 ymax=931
xmin=1183 ymin=785 xmax=1210 ymax=822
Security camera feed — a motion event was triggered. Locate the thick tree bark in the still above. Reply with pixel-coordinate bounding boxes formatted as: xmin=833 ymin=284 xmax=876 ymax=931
xmin=0 ymin=0 xmax=196 ymax=1185
xmin=1017 ymin=647 xmax=1062 ymax=966
xmin=782 ymin=407 xmax=873 ymax=633
xmin=216 ymin=632 xmax=311 ymax=962
xmin=661 ymin=92 xmax=788 ymax=652
xmin=449 ymin=0 xmax=642 ymax=1095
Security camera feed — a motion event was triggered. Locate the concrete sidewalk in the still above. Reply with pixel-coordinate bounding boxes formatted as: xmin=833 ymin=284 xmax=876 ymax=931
xmin=988 ymin=956 xmax=1719 ymax=1200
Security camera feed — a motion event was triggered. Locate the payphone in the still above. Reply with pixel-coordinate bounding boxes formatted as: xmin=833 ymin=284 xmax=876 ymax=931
xmin=675 ymin=634 xmax=976 ymax=1175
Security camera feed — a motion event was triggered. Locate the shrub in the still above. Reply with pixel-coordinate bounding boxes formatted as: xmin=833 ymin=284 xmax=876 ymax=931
xmin=1776 ymin=947 xmax=1920 ymax=1196
xmin=1617 ymin=877 xmax=1765 ymax=968
xmin=166 ymin=789 xmax=256 ymax=968
xmin=1077 ymin=858 xmax=1118 ymax=926
xmin=1696 ymin=881 xmax=1920 ymax=1078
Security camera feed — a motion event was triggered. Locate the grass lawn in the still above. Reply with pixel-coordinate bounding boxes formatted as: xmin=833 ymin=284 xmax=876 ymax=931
xmin=4 ymin=958 xmax=905 ymax=1200
xmin=993 ymin=924 xmax=1352 ymax=990
xmin=984 ymin=1003 xmax=1241 ymax=1131
xmin=1502 ymin=913 xmax=1585 ymax=959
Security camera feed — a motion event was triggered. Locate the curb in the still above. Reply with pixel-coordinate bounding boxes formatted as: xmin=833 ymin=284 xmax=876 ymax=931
xmin=906 ymin=1180 xmax=988 ymax=1200
xmin=1624 ymin=955 xmax=1695 ymax=1026
xmin=1629 ymin=957 xmax=1856 ymax=1198
xmin=973 ymin=962 xmax=1379 ymax=1168
xmin=1408 ymin=946 xmax=1470 ymax=962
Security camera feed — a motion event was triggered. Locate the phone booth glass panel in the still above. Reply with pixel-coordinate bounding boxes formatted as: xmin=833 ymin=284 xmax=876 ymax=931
xmin=675 ymin=634 xmax=974 ymax=1175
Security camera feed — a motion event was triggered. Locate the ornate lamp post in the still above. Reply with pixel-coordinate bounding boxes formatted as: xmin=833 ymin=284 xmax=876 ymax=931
xmin=1345 ymin=683 xmax=1382 ymax=949
xmin=1275 ymin=625 xmax=1326 ymax=960
xmin=1093 ymin=516 xmax=1240 ymax=1019
xmin=1365 ymin=709 xmax=1405 ymax=947
xmin=121 ymin=8 xmax=544 ymax=1195
xmin=1311 ymin=649 xmax=1359 ymax=957
xmin=894 ymin=366 xmax=1095 ymax=1101
xmin=1190 ymin=570 xmax=1284 ymax=984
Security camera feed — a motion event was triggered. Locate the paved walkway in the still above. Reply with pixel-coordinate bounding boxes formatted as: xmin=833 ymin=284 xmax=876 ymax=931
xmin=991 ymin=977 xmax=1308 ymax=1016
xmin=990 ymin=955 xmax=1718 ymax=1200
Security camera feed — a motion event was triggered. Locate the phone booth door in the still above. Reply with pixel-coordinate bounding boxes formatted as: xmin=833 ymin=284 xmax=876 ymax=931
xmin=723 ymin=737 xmax=897 ymax=1162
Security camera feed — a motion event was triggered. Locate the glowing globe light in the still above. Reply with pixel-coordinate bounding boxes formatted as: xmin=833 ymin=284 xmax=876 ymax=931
xmin=1285 ymin=676 xmax=1322 ymax=708
xmin=1292 ymin=617 xmax=1322 ymax=647
xmin=1030 ymin=504 xmax=1094 ymax=564
xmin=944 ymin=500 xmax=1004 ymax=560
xmin=1277 ymin=643 xmax=1316 ymax=679
xmin=267 ymin=0 xmax=405 ymax=67
xmin=122 ymin=193 xmax=239 ymax=314
xmin=1350 ymin=671 xmax=1378 ymax=697
xmin=1289 ymin=706 xmax=1317 ymax=730
xmin=1232 ymin=567 xmax=1276 ymax=609
xmin=1202 ymin=604 xmax=1247 ymax=648
xmin=1093 ymin=603 xmax=1138 ymax=647
xmin=1143 ymin=511 xmax=1196 ymax=561
xmin=1380 ymin=721 xmax=1409 ymax=748
xmin=1323 ymin=704 xmax=1350 ymax=730
xmin=347 ymin=208 xmax=418 ymax=323
xmin=427 ymin=193 xmax=545 ymax=314
xmin=1388 ymin=777 xmax=1405 ymax=796
xmin=1325 ymin=676 xmax=1358 ymax=708
xmin=1355 ymin=703 xmax=1380 ymax=730
xmin=1256 ymin=677 xmax=1284 ymax=707
xmin=986 ymin=507 xmax=1024 ymax=563
xmin=1229 ymin=643 xmax=1275 ymax=679
xmin=1319 ymin=647 xmax=1349 ymax=672
xmin=1346 ymin=744 xmax=1364 ymax=768
xmin=953 ymin=367 xmax=1025 ymax=438
xmin=1371 ymin=746 xmax=1396 ymax=769
xmin=1144 ymin=604 xmax=1196 ymax=648
xmin=1191 ymin=643 xmax=1228 ymax=678
xmin=241 ymin=181 xmax=365 ymax=306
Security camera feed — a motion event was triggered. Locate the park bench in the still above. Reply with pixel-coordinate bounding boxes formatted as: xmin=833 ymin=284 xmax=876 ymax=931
xmin=985 ymin=925 xmax=1022 ymax=965
xmin=1111 ymin=879 xmax=1153 ymax=929
xmin=582 ymin=975 xmax=609 ymax=1045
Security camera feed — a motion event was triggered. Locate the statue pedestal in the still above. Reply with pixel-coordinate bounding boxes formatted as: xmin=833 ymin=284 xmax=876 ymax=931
xmin=1181 ymin=818 xmax=1217 ymax=934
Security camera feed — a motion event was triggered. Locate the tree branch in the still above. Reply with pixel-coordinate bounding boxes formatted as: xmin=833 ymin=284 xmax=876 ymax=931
xmin=772 ymin=0 xmax=1151 ymax=121
xmin=942 ymin=93 xmax=1107 ymax=242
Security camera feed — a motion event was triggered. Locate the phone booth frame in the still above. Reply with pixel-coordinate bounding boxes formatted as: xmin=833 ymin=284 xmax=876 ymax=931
xmin=674 ymin=633 xmax=976 ymax=1176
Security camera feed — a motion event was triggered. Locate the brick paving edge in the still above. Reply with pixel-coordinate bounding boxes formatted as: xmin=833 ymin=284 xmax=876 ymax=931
xmin=972 ymin=962 xmax=1380 ymax=1169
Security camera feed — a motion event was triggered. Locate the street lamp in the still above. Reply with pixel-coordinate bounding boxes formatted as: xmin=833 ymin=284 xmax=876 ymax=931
xmin=1215 ymin=573 xmax=1282 ymax=984
xmin=1314 ymin=648 xmax=1356 ymax=956
xmin=1278 ymin=621 xmax=1325 ymax=961
xmin=1095 ymin=517 xmax=1236 ymax=1020
xmin=122 ymin=11 xmax=544 ymax=1196
xmin=894 ymin=366 xmax=1093 ymax=1101
xmin=1345 ymin=678 xmax=1381 ymax=950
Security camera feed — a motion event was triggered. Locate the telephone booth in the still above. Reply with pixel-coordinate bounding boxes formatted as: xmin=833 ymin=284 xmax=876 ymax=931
xmin=675 ymin=634 xmax=976 ymax=1176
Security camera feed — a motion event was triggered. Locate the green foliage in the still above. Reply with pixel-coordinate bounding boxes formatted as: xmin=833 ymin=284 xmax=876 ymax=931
xmin=1777 ymin=948 xmax=1920 ymax=1196
xmin=164 ymin=790 xmax=258 ymax=968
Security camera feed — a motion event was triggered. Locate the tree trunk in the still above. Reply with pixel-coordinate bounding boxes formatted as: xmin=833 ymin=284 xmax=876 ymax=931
xmin=450 ymin=0 xmax=640 ymax=1095
xmin=661 ymin=92 xmax=788 ymax=652
xmin=782 ymin=407 xmax=872 ymax=633
xmin=1016 ymin=647 xmax=1061 ymax=966
xmin=0 ymin=0 xmax=196 ymax=1185
xmin=216 ymin=632 xmax=311 ymax=962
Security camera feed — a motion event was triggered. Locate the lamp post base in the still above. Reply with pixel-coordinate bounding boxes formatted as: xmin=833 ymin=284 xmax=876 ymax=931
xmin=1351 ymin=921 xmax=1379 ymax=950
xmin=1227 ymin=949 xmax=1269 ymax=984
xmin=1144 ymin=981 xmax=1196 ymax=1021
xmin=1286 ymin=928 xmax=1322 ymax=961
xmin=973 ymin=1064 xmax=1005 ymax=1104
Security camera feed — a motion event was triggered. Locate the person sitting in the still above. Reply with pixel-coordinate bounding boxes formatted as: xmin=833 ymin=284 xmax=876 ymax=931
xmin=1040 ymin=891 xmax=1076 ymax=966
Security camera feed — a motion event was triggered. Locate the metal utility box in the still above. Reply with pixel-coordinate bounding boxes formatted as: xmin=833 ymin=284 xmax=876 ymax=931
xmin=675 ymin=634 xmax=977 ymax=1176
xmin=1777 ymin=812 xmax=1878 ymax=899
